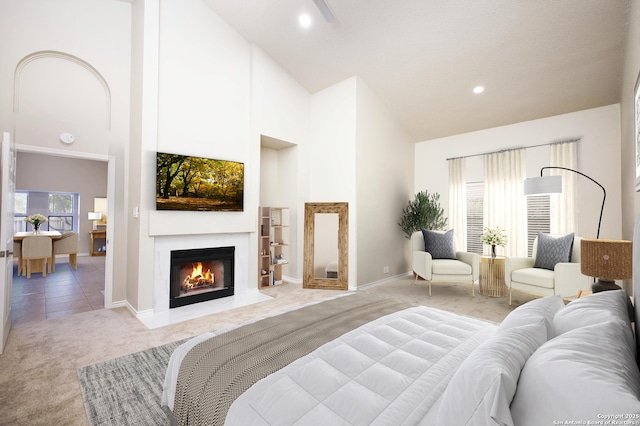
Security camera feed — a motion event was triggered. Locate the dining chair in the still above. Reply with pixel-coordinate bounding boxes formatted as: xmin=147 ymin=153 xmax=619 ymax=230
xmin=22 ymin=236 xmax=52 ymax=278
xmin=14 ymin=240 xmax=24 ymax=276
xmin=52 ymin=231 xmax=78 ymax=272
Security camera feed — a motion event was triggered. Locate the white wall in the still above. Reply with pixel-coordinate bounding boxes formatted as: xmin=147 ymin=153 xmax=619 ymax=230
xmin=251 ymin=45 xmax=311 ymax=281
xmin=621 ymin=0 xmax=640 ymax=240
xmin=309 ymin=78 xmax=358 ymax=288
xmin=125 ymin=0 xmax=256 ymax=313
xmin=0 ymin=0 xmax=131 ymax=303
xmin=355 ymin=79 xmax=415 ymax=283
xmin=415 ymin=105 xmax=622 ymax=245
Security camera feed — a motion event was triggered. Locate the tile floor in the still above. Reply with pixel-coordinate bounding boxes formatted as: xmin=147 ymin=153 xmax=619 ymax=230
xmin=11 ymin=255 xmax=106 ymax=324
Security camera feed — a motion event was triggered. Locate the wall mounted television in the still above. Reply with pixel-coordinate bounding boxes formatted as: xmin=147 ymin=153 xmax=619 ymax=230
xmin=156 ymin=152 xmax=244 ymax=212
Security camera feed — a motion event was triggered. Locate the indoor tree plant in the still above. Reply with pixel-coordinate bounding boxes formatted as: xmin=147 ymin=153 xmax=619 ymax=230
xmin=398 ymin=190 xmax=447 ymax=239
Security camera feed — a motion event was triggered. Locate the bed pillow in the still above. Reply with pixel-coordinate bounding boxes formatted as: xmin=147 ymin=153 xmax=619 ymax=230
xmin=499 ymin=295 xmax=564 ymax=338
xmin=510 ymin=320 xmax=640 ymax=426
xmin=436 ymin=322 xmax=546 ymax=426
xmin=421 ymin=229 xmax=456 ymax=259
xmin=552 ymin=289 xmax=631 ymax=337
xmin=533 ymin=232 xmax=574 ymax=270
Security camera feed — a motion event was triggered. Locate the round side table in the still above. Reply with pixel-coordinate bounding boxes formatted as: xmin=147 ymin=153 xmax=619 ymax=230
xmin=479 ymin=256 xmax=507 ymax=297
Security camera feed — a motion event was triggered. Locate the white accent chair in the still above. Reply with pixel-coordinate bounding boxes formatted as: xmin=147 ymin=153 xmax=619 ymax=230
xmin=505 ymin=235 xmax=590 ymax=305
xmin=52 ymin=231 xmax=78 ymax=272
xmin=411 ymin=230 xmax=480 ymax=296
xmin=22 ymin=236 xmax=52 ymax=278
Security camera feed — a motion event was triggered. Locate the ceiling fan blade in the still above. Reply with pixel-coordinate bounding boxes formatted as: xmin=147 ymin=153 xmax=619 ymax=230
xmin=312 ymin=0 xmax=335 ymax=23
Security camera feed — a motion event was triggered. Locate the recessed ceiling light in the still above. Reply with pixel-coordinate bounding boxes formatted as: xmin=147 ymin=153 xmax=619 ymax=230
xmin=473 ymin=86 xmax=485 ymax=94
xmin=299 ymin=13 xmax=312 ymax=28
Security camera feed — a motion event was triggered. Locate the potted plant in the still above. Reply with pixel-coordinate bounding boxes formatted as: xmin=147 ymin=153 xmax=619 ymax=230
xmin=398 ymin=190 xmax=447 ymax=239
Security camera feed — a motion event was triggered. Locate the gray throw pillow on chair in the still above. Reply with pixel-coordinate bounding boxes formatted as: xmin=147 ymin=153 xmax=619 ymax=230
xmin=421 ymin=229 xmax=456 ymax=259
xmin=533 ymin=232 xmax=574 ymax=270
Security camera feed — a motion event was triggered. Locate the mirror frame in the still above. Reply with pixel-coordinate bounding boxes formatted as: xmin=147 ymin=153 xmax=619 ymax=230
xmin=303 ymin=202 xmax=348 ymax=290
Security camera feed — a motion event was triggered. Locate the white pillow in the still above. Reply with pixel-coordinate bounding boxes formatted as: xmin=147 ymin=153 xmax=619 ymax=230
xmin=436 ymin=322 xmax=547 ymax=426
xmin=499 ymin=295 xmax=564 ymax=338
xmin=553 ymin=289 xmax=631 ymax=337
xmin=510 ymin=320 xmax=640 ymax=426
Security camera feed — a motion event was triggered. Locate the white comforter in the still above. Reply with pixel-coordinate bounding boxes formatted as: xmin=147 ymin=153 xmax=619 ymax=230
xmin=225 ymin=306 xmax=497 ymax=425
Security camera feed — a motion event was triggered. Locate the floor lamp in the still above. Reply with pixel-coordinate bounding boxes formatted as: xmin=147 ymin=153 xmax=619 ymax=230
xmin=523 ymin=166 xmax=606 ymax=239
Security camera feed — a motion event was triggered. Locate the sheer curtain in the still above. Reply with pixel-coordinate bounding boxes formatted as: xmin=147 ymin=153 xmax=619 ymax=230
xmin=448 ymin=158 xmax=467 ymax=251
xmin=483 ymin=149 xmax=527 ymax=257
xmin=550 ymin=141 xmax=577 ymax=235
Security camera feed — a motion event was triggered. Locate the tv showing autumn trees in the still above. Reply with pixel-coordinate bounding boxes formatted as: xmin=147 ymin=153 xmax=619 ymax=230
xmin=156 ymin=152 xmax=244 ymax=212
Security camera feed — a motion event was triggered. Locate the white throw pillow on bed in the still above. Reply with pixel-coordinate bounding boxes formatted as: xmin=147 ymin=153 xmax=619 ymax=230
xmin=499 ymin=295 xmax=564 ymax=338
xmin=510 ymin=320 xmax=640 ymax=426
xmin=435 ymin=322 xmax=547 ymax=426
xmin=552 ymin=289 xmax=631 ymax=337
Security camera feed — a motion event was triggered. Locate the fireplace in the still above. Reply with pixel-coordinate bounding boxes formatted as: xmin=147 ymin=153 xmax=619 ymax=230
xmin=170 ymin=246 xmax=234 ymax=308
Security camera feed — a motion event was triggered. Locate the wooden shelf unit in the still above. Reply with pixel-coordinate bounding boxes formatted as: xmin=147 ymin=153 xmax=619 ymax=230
xmin=259 ymin=207 xmax=289 ymax=288
xmin=90 ymin=229 xmax=107 ymax=257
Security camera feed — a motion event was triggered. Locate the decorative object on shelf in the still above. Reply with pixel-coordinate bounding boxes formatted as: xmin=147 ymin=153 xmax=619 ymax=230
xmin=580 ymin=239 xmax=632 ymax=293
xmin=88 ymin=211 xmax=103 ymax=230
xmin=398 ymin=190 xmax=447 ymax=239
xmin=524 ymin=166 xmax=605 ymax=239
xmin=481 ymin=226 xmax=507 ymax=257
xmin=24 ymin=214 xmax=48 ymax=234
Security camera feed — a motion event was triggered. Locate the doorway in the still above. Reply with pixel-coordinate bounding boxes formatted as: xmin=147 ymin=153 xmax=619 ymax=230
xmin=16 ymin=145 xmax=115 ymax=318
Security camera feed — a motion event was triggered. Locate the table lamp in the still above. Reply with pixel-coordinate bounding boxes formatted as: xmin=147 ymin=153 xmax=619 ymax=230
xmin=88 ymin=212 xmax=103 ymax=230
xmin=580 ymin=239 xmax=632 ymax=292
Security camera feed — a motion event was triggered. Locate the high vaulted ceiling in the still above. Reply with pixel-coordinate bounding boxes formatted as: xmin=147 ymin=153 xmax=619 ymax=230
xmin=202 ymin=0 xmax=631 ymax=142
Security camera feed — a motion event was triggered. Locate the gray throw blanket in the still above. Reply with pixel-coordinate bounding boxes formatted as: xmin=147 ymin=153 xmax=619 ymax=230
xmin=171 ymin=293 xmax=413 ymax=425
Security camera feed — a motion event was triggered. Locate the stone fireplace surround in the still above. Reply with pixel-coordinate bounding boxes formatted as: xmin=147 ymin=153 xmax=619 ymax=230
xmin=141 ymin=233 xmax=271 ymax=329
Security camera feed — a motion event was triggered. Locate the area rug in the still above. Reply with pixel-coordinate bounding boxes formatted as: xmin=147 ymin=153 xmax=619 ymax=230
xmin=77 ymin=339 xmax=186 ymax=426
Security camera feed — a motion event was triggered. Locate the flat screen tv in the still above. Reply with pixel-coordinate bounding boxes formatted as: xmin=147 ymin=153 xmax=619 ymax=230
xmin=156 ymin=152 xmax=244 ymax=212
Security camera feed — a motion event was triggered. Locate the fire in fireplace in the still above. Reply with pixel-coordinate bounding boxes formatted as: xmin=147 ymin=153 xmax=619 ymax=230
xmin=170 ymin=246 xmax=234 ymax=308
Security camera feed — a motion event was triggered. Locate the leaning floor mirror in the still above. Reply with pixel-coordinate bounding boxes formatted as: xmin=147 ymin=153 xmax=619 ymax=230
xmin=303 ymin=202 xmax=348 ymax=290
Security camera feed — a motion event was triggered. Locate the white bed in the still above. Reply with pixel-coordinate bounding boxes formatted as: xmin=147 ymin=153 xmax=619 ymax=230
xmin=162 ymin=218 xmax=640 ymax=425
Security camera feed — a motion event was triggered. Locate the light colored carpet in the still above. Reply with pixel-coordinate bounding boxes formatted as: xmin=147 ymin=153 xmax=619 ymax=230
xmin=0 ymin=275 xmax=535 ymax=425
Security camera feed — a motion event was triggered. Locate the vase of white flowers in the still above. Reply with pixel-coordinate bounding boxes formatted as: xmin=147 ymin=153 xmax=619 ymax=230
xmin=25 ymin=214 xmax=48 ymax=234
xmin=481 ymin=226 xmax=507 ymax=257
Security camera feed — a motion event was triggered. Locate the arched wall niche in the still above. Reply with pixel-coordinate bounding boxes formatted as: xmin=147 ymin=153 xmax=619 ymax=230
xmin=13 ymin=51 xmax=112 ymax=149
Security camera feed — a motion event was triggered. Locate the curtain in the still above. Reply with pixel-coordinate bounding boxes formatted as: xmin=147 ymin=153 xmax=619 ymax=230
xmin=483 ymin=149 xmax=527 ymax=257
xmin=448 ymin=158 xmax=467 ymax=251
xmin=550 ymin=141 xmax=577 ymax=235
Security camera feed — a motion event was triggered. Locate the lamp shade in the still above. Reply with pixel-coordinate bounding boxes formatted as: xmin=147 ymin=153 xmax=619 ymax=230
xmin=523 ymin=175 xmax=562 ymax=196
xmin=88 ymin=212 xmax=103 ymax=221
xmin=580 ymin=239 xmax=632 ymax=281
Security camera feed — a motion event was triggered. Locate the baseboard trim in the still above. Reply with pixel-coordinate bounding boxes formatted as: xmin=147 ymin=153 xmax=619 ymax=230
xmin=283 ymin=275 xmax=302 ymax=285
xmin=358 ymin=271 xmax=413 ymax=290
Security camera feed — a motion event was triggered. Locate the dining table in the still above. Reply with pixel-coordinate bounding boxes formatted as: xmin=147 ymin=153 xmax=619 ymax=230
xmin=13 ymin=230 xmax=62 ymax=276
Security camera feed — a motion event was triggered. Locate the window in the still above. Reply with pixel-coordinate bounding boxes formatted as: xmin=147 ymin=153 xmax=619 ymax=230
xmin=466 ymin=182 xmax=483 ymax=255
xmin=48 ymin=193 xmax=74 ymax=232
xmin=14 ymin=191 xmax=79 ymax=233
xmin=526 ymin=195 xmax=550 ymax=256
xmin=466 ymin=182 xmax=549 ymax=256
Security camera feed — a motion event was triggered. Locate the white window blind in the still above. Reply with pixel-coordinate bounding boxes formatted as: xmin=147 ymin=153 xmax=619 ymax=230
xmin=526 ymin=195 xmax=550 ymax=256
xmin=466 ymin=182 xmax=483 ymax=255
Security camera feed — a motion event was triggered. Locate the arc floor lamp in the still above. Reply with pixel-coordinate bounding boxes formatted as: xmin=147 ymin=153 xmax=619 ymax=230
xmin=523 ymin=166 xmax=605 ymax=239
xmin=524 ymin=167 xmax=632 ymax=293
